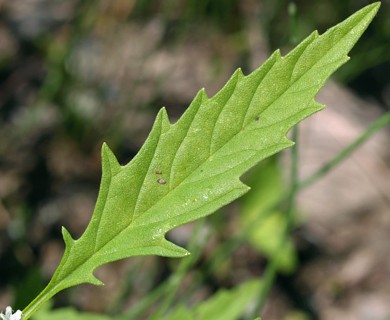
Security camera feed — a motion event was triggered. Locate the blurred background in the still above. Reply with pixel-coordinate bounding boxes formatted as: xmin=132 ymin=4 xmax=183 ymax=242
xmin=0 ymin=0 xmax=389 ymax=319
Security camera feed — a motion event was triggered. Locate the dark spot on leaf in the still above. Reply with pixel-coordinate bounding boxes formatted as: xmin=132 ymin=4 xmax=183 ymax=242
xmin=255 ymin=116 xmax=260 ymax=121
xmin=157 ymin=178 xmax=166 ymax=184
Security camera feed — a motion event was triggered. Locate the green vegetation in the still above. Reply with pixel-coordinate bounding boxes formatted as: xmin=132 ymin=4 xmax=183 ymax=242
xmin=0 ymin=2 xmax=388 ymax=320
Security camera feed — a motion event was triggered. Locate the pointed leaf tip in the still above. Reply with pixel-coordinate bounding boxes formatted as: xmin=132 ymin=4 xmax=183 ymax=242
xmin=159 ymin=239 xmax=191 ymax=258
xmin=87 ymin=274 xmax=104 ymax=286
xmin=61 ymin=227 xmax=74 ymax=247
xmin=101 ymin=142 xmax=121 ymax=174
xmin=358 ymin=1 xmax=380 ymax=22
xmin=369 ymin=2 xmax=381 ymax=11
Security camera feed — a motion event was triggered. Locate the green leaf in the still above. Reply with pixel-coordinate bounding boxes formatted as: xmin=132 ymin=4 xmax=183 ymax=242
xmin=195 ymin=280 xmax=261 ymax=320
xmin=22 ymin=3 xmax=380 ymax=318
xmin=164 ymin=280 xmax=262 ymax=320
xmin=33 ymin=304 xmax=110 ymax=320
xmin=240 ymin=158 xmax=298 ymax=273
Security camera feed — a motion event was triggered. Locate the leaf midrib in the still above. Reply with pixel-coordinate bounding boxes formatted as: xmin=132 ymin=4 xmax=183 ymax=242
xmin=62 ymin=11 xmax=366 ymax=283
xmin=118 ymin=19 xmax=358 ymax=229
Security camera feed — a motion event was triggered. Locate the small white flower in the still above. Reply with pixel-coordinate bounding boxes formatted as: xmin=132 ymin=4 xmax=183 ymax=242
xmin=0 ymin=307 xmax=22 ymax=320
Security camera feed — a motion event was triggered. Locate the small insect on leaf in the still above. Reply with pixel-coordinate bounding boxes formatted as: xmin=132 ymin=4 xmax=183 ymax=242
xmin=157 ymin=178 xmax=166 ymax=184
xmin=155 ymin=169 xmax=162 ymax=174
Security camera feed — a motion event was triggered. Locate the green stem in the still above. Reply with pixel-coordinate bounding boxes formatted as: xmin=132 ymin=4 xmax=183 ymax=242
xmin=252 ymin=125 xmax=300 ymax=316
xmin=151 ymin=220 xmax=207 ymax=319
xmin=299 ymin=111 xmax=390 ymax=190
xmin=245 ymin=3 xmax=300 ymax=314
xmin=116 ymin=282 xmax=168 ymax=319
xmin=251 ymin=111 xmax=390 ymax=316
xmin=21 ymin=282 xmax=61 ymax=320
xmin=205 ymin=110 xmax=390 ymax=289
